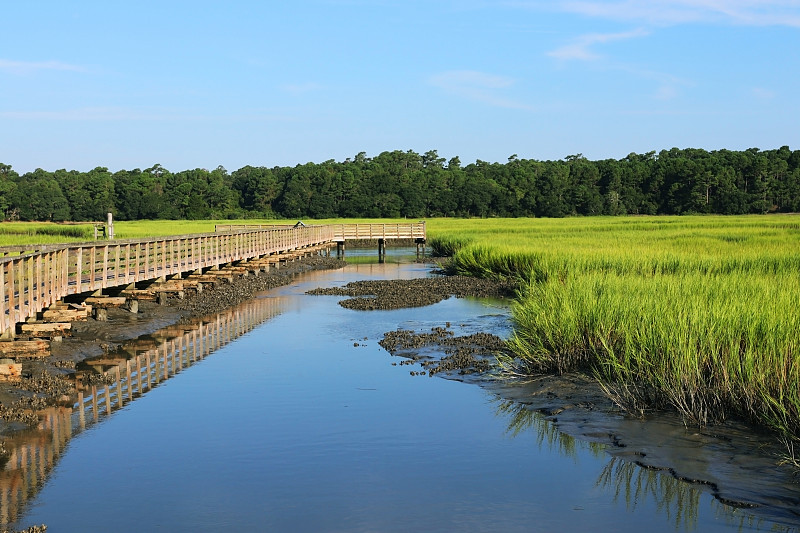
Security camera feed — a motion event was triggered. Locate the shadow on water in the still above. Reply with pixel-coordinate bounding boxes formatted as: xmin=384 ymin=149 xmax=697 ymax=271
xmin=0 ymin=295 xmax=289 ymax=527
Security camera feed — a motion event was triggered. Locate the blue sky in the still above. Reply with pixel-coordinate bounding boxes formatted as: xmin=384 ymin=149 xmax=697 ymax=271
xmin=2 ymin=0 xmax=799 ymax=174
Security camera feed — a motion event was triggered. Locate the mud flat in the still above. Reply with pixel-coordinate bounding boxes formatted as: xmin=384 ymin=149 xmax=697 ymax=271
xmin=306 ymin=275 xmax=517 ymax=310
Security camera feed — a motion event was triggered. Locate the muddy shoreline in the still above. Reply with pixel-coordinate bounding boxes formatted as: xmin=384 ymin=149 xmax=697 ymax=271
xmin=307 ymin=275 xmax=517 ymax=310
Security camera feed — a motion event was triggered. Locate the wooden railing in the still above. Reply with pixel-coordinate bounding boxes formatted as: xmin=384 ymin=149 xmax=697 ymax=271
xmin=0 ymin=225 xmax=334 ymax=335
xmin=215 ymin=224 xmax=294 ymax=232
xmin=215 ymin=222 xmax=427 ymax=241
xmin=328 ymin=222 xmax=426 ymax=241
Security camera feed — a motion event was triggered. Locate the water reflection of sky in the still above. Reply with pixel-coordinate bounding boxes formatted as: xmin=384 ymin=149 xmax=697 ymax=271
xmin=7 ymin=260 xmax=799 ymax=532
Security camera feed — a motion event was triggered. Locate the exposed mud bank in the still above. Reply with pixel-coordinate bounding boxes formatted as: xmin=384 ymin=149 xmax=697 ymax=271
xmin=174 ymin=256 xmax=347 ymax=317
xmin=306 ymin=275 xmax=517 ymax=310
xmin=379 ymin=327 xmax=505 ymax=376
xmin=487 ymin=374 xmax=800 ymax=524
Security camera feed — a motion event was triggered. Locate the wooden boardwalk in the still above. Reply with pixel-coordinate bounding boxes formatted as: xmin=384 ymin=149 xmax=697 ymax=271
xmin=215 ymin=222 xmax=427 ymax=241
xmin=0 ymin=223 xmax=426 ymax=336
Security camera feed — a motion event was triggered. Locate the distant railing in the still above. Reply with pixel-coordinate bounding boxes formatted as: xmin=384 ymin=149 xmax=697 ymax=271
xmin=328 ymin=222 xmax=426 ymax=241
xmin=215 ymin=224 xmax=294 ymax=232
xmin=0 ymin=226 xmax=334 ymax=335
xmin=215 ymin=222 xmax=427 ymax=241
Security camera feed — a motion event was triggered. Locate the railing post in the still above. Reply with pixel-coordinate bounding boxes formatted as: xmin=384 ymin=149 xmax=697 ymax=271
xmin=24 ymin=254 xmax=33 ymax=316
xmin=61 ymin=248 xmax=69 ymax=297
xmin=114 ymin=245 xmax=121 ymax=284
xmin=125 ymin=244 xmax=131 ymax=283
xmin=0 ymin=261 xmax=6 ymax=336
xmin=160 ymin=240 xmax=167 ymax=278
xmin=35 ymin=253 xmax=42 ymax=310
xmin=15 ymin=258 xmax=22 ymax=324
xmin=102 ymin=245 xmax=109 ymax=289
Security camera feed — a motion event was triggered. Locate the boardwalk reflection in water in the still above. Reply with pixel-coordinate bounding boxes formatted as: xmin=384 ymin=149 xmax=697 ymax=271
xmin=0 ymin=294 xmax=289 ymax=527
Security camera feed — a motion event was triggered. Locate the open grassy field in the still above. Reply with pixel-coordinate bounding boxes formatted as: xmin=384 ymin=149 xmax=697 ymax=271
xmin=427 ymin=215 xmax=800 ymax=447
xmin=0 ymin=222 xmax=98 ymax=246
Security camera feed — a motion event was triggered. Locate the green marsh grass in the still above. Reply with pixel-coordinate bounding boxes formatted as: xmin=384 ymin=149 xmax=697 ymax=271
xmin=0 ymin=222 xmax=95 ymax=246
xmin=428 ymin=216 xmax=800 ymax=442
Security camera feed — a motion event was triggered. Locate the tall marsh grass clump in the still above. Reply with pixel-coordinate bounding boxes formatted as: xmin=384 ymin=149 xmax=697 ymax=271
xmin=428 ymin=236 xmax=472 ymax=257
xmin=445 ymin=245 xmax=552 ymax=282
xmin=508 ymin=270 xmax=800 ymax=438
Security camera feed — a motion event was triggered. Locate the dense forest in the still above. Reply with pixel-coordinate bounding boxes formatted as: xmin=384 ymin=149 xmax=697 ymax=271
xmin=1 ymin=146 xmax=799 ymax=221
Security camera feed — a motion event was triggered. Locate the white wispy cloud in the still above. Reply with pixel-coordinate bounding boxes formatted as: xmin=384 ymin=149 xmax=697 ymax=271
xmin=547 ymin=28 xmax=649 ymax=60
xmin=618 ymin=64 xmax=693 ymax=99
xmin=546 ymin=30 xmax=693 ymax=101
xmin=0 ymin=59 xmax=86 ymax=74
xmin=558 ymin=0 xmax=800 ymax=27
xmin=429 ymin=70 xmax=534 ymax=110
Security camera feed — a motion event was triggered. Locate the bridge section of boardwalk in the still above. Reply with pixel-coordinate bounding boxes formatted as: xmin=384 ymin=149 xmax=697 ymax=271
xmin=216 ymin=222 xmax=427 ymax=260
xmin=0 ymin=222 xmax=426 ymax=339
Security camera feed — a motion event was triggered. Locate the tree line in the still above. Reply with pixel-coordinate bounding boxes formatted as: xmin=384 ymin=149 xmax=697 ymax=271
xmin=1 ymin=146 xmax=799 ymax=222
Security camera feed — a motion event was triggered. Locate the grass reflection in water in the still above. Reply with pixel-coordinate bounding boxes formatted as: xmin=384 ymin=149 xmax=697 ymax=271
xmin=492 ymin=397 xmax=789 ymax=532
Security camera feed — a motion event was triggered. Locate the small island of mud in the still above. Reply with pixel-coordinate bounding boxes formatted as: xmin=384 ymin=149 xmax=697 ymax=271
xmin=380 ymin=327 xmax=503 ymax=376
xmin=306 ymin=275 xmax=517 ymax=310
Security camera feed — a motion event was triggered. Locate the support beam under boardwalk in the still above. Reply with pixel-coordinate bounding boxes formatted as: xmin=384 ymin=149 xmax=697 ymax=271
xmin=84 ymin=296 xmax=128 ymax=308
xmin=0 ymin=360 xmax=22 ymax=382
xmin=0 ymin=339 xmax=50 ymax=358
xmin=19 ymin=322 xmax=72 ymax=338
xmin=42 ymin=307 xmax=91 ymax=322
xmin=120 ymin=289 xmax=157 ymax=301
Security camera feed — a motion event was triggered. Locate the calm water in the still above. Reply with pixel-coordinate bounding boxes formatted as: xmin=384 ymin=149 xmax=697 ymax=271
xmin=6 ymin=254 xmax=800 ymax=532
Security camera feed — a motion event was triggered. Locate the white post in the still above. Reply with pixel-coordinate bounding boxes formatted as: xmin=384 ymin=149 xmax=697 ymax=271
xmin=107 ymin=212 xmax=114 ymax=240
